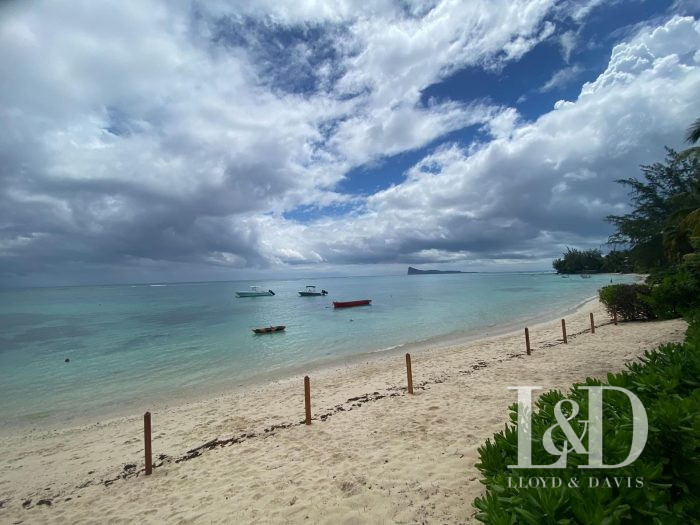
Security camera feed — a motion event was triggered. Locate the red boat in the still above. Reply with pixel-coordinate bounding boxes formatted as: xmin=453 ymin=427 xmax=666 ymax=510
xmin=252 ymin=325 xmax=286 ymax=334
xmin=333 ymin=300 xmax=371 ymax=308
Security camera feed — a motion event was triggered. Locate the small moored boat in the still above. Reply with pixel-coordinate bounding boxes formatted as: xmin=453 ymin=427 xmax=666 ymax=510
xmin=298 ymin=285 xmax=328 ymax=297
xmin=236 ymin=286 xmax=275 ymax=297
xmin=252 ymin=325 xmax=286 ymax=334
xmin=333 ymin=299 xmax=371 ymax=308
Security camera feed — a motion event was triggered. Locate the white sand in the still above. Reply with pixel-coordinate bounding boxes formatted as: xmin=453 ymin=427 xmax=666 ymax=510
xmin=0 ymin=299 xmax=687 ymax=524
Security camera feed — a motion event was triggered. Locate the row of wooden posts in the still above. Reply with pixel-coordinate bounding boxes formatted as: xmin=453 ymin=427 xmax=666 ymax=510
xmin=142 ymin=309 xmax=618 ymax=474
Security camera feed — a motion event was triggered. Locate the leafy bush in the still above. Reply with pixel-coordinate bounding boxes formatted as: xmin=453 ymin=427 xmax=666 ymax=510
xmin=647 ymin=268 xmax=700 ymax=319
xmin=599 ymin=284 xmax=656 ymax=321
xmin=473 ymin=311 xmax=700 ymax=523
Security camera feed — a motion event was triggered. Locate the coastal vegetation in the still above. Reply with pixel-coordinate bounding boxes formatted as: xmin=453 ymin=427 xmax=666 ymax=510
xmin=473 ymin=316 xmax=700 ymax=523
xmin=553 ymin=147 xmax=699 ymax=276
xmin=598 ymin=146 xmax=700 ymax=321
xmin=552 ymin=248 xmax=604 ymax=274
xmin=598 ymin=283 xmax=656 ymax=321
xmin=551 ymin=248 xmax=633 ymax=274
xmin=606 ymin=149 xmax=699 ymax=270
xmin=552 ymin=145 xmax=700 ymax=320
xmin=477 ymin=122 xmax=700 ymax=522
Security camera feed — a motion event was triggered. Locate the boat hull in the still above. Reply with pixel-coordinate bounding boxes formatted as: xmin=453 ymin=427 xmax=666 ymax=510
xmin=236 ymin=291 xmax=274 ymax=297
xmin=253 ymin=325 xmax=286 ymax=334
xmin=333 ymin=300 xmax=371 ymax=308
xmin=299 ymin=292 xmax=324 ymax=296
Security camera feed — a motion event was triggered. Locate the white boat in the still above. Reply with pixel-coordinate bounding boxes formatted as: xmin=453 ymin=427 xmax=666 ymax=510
xmin=298 ymin=285 xmax=328 ymax=297
xmin=236 ymin=286 xmax=275 ymax=297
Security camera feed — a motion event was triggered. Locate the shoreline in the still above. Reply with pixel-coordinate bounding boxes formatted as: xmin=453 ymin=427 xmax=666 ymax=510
xmin=0 ymin=274 xmax=640 ymax=435
xmin=0 ymin=294 xmax=687 ymax=523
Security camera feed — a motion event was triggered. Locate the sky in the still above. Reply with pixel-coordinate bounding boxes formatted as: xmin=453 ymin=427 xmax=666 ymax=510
xmin=1 ymin=0 xmax=699 ymax=286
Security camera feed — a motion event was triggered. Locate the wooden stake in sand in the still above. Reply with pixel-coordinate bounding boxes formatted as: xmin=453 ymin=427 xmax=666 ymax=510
xmin=590 ymin=313 xmax=595 ymax=334
xmin=613 ymin=310 xmax=618 ymax=325
xmin=144 ymin=411 xmax=152 ymax=476
xmin=524 ymin=327 xmax=531 ymax=355
xmin=405 ymin=353 xmax=414 ymax=394
xmin=561 ymin=319 xmax=568 ymax=344
xmin=304 ymin=376 xmax=311 ymax=425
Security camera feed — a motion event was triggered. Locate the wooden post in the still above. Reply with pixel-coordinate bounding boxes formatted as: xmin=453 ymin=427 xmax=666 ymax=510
xmin=405 ymin=353 xmax=414 ymax=394
xmin=590 ymin=313 xmax=595 ymax=334
xmin=304 ymin=376 xmax=311 ymax=425
xmin=524 ymin=327 xmax=531 ymax=355
xmin=561 ymin=319 xmax=568 ymax=344
xmin=144 ymin=411 xmax=152 ymax=476
xmin=613 ymin=310 xmax=618 ymax=325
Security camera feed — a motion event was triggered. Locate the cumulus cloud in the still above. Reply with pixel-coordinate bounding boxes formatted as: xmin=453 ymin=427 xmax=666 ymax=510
xmin=0 ymin=2 xmax=697 ymax=284
xmin=0 ymin=0 xmax=563 ymax=283
xmin=581 ymin=15 xmax=700 ymax=95
xmin=258 ymin=15 xmax=700 ymax=267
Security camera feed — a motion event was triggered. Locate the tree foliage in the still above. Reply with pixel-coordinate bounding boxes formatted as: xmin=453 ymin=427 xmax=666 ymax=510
xmin=680 ymin=116 xmax=700 ymax=160
xmin=686 ymin=117 xmax=700 ymax=145
xmin=606 ymin=149 xmax=700 ymax=271
xmin=602 ymin=249 xmax=633 ymax=273
xmin=552 ymin=247 xmax=604 ymax=274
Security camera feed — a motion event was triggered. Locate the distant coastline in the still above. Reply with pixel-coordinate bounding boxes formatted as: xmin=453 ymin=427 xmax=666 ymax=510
xmin=407 ymin=266 xmax=475 ymax=275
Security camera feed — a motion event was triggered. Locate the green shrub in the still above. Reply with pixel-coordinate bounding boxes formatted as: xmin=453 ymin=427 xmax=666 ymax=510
xmin=472 ymin=311 xmax=700 ymax=523
xmin=599 ymin=284 xmax=656 ymax=321
xmin=647 ymin=268 xmax=700 ymax=319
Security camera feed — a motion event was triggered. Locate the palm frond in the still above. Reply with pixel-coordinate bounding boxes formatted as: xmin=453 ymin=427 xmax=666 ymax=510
xmin=685 ymin=117 xmax=700 ymax=144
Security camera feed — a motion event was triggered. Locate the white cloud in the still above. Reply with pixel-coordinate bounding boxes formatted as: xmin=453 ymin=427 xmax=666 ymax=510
xmin=0 ymin=2 xmax=697 ymax=283
xmin=539 ymin=64 xmax=584 ymax=92
xmin=0 ymin=0 xmax=565 ymax=283
xmin=582 ymin=15 xmax=700 ymax=95
xmin=567 ymin=0 xmax=609 ymax=22
xmin=558 ymin=30 xmax=578 ymax=62
xmin=255 ymin=15 xmax=700 ymax=267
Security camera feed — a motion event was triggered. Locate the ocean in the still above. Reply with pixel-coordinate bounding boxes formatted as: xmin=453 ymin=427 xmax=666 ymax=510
xmin=0 ymin=272 xmax=635 ymax=429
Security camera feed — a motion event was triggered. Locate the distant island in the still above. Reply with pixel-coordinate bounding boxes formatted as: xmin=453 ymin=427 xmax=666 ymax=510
xmin=407 ymin=266 xmax=474 ymax=275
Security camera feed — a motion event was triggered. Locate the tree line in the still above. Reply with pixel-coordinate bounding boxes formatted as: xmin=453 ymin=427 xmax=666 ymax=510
xmin=553 ymin=120 xmax=700 ymax=275
xmin=552 ymin=247 xmax=631 ymax=274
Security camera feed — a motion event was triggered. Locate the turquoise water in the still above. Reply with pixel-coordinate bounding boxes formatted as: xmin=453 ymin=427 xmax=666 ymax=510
xmin=0 ymin=273 xmax=635 ymax=428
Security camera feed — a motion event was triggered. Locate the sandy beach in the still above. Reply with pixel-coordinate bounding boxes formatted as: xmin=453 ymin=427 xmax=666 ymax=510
xmin=0 ymin=298 xmax=687 ymax=524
